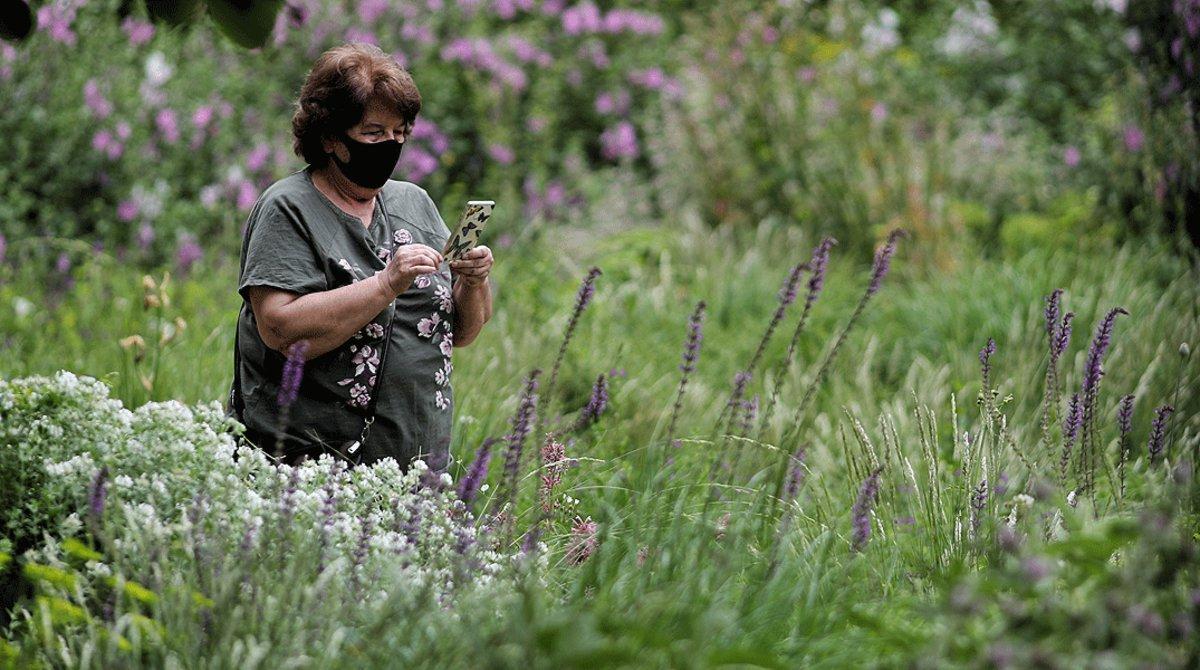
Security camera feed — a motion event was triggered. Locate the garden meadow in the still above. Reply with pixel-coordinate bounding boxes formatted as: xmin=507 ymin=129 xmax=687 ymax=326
xmin=2 ymin=0 xmax=1199 ymax=668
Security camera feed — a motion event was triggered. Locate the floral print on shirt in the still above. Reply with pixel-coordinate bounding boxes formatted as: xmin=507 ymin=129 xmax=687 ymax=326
xmin=391 ymin=225 xmax=455 ymax=412
xmin=334 ymin=256 xmax=387 ymax=409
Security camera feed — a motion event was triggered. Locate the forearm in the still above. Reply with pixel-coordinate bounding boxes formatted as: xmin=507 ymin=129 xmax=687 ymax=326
xmin=269 ymin=274 xmax=397 ymax=359
xmin=452 ymin=276 xmax=494 ymax=347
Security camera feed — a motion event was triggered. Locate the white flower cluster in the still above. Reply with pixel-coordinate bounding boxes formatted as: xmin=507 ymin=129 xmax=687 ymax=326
xmin=4 ymin=371 xmax=522 ymax=609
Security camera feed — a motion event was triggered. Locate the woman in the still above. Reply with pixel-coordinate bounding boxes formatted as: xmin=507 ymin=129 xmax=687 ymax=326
xmin=228 ymin=42 xmax=494 ymax=470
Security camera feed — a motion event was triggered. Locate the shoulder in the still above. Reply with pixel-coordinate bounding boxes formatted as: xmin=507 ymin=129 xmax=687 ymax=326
xmin=382 ymin=179 xmax=447 ymax=235
xmin=249 ymin=171 xmax=311 ymax=222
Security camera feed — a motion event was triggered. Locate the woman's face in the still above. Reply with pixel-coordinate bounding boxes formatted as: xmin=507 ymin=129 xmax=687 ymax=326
xmin=347 ymin=100 xmax=413 ymax=145
xmin=323 ymin=99 xmax=414 ymax=160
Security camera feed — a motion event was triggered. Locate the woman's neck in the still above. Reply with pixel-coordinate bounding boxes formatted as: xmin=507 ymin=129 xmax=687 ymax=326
xmin=312 ymin=164 xmax=376 ymax=209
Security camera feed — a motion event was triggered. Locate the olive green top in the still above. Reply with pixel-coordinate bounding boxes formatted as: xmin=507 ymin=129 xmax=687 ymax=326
xmin=235 ymin=165 xmax=455 ymax=467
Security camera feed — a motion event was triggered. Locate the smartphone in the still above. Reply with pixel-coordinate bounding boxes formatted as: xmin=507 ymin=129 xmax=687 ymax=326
xmin=442 ymin=200 xmax=495 ymax=262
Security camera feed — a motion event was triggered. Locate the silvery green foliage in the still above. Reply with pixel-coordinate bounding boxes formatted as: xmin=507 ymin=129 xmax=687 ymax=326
xmin=3 ymin=371 xmax=523 ymax=613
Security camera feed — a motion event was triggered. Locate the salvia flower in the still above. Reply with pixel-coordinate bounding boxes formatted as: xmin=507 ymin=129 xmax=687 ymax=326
xmin=970 ymin=478 xmax=989 ymax=539
xmin=776 ymin=261 xmax=806 ymax=308
xmin=1060 ymin=393 xmax=1083 ymax=481
xmin=668 ymin=301 xmax=706 ymax=440
xmin=88 ymin=466 xmax=109 ymax=521
xmin=851 ymin=467 xmax=883 ymax=552
xmin=1147 ymin=404 xmax=1175 ymax=463
xmin=867 ymin=230 xmax=907 ymax=296
xmin=1117 ymin=394 xmax=1135 ymax=437
xmin=805 ymin=237 xmax=837 ymax=310
xmin=545 ymin=267 xmax=602 ymax=409
xmin=539 ymin=437 xmax=568 ymax=513
xmin=457 ymin=437 xmax=497 ymax=506
xmin=576 ymin=372 xmax=609 ymax=427
xmin=784 ymin=446 xmax=807 ymax=502
xmin=503 ymin=370 xmax=541 ymax=489
xmin=276 ymin=339 xmax=310 ymax=409
xmin=575 ymin=266 xmax=602 ymax=312
xmin=979 ymin=338 xmax=996 ymax=389
xmin=680 ymin=301 xmax=706 ymax=375
xmin=1044 ymin=288 xmax=1063 ymax=342
xmin=566 ymin=515 xmax=598 ymax=565
xmin=1082 ymin=307 xmax=1129 ymax=397
xmin=1053 ymin=312 xmax=1075 ymax=362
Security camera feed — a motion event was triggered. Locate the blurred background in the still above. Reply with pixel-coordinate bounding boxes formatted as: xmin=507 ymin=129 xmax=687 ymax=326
xmin=0 ymin=0 xmax=1196 ymax=414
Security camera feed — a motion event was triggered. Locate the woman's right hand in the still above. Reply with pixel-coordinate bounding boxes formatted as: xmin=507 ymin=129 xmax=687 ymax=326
xmin=379 ymin=243 xmax=443 ymax=296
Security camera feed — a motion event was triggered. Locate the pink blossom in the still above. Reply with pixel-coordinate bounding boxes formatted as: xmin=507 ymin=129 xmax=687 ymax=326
xmin=192 ymin=105 xmax=214 ymax=130
xmin=344 ymin=28 xmax=378 ymax=46
xmin=629 ymin=67 xmax=666 ymax=89
xmin=493 ymin=0 xmax=517 ymax=19
xmin=236 ymin=180 xmax=259 ymax=211
xmin=83 ymin=79 xmax=113 ymax=119
xmin=246 ymin=143 xmax=270 ymax=172
xmin=540 ymin=0 xmax=565 ymax=15
xmin=399 ymin=145 xmax=439 ymax=182
xmin=38 ymin=3 xmax=77 ymax=46
xmin=526 ymin=116 xmax=548 ymax=133
xmin=798 ymin=67 xmax=817 ymax=83
xmin=155 ymin=108 xmax=180 ymax=144
xmin=562 ymin=1 xmax=602 ymax=34
xmin=487 ymin=143 xmax=515 ymax=165
xmin=0 ymin=233 xmax=5 ymax=263
xmin=870 ymin=101 xmax=888 ymax=123
xmin=176 ymin=237 xmax=203 ymax=273
xmin=357 ymin=0 xmax=389 ymax=23
xmin=1122 ymin=125 xmax=1144 ymax=152
xmin=1063 ymin=145 xmax=1081 ymax=167
xmin=55 ymin=252 xmax=71 ymax=274
xmin=762 ymin=25 xmax=779 ymax=43
xmin=137 ymin=223 xmax=155 ymax=250
xmin=117 ymin=199 xmax=140 ymax=222
xmin=115 ymin=121 xmax=132 ymax=141
xmin=121 ymin=16 xmax=155 ymax=46
xmin=600 ymin=121 xmax=638 ymax=160
xmin=92 ymin=130 xmax=114 ymax=154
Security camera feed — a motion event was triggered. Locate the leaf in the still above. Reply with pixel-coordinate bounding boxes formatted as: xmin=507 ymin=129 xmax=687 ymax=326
xmin=206 ymin=0 xmax=286 ymax=50
xmin=0 ymin=0 xmax=34 ymax=42
xmin=144 ymin=0 xmax=206 ymax=29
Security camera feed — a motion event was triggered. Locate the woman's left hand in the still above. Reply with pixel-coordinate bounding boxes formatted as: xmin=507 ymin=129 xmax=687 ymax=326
xmin=449 ymin=245 xmax=493 ymax=288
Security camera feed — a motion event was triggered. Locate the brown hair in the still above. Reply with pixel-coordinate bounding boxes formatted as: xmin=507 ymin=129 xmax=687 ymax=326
xmin=291 ymin=42 xmax=422 ymax=168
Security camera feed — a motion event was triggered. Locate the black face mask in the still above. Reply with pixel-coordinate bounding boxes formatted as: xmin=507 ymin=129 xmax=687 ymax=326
xmin=330 ymin=130 xmax=404 ymax=189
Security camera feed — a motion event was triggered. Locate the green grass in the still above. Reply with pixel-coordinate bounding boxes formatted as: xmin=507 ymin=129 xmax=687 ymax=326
xmin=2 ymin=224 xmax=1198 ymax=667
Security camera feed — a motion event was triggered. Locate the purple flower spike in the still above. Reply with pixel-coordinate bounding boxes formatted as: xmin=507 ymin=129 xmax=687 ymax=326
xmin=784 ymin=446 xmax=807 ymax=502
xmin=668 ymin=301 xmax=706 ymax=440
xmin=575 ymin=266 xmax=602 ymax=312
xmin=851 ymin=467 xmax=883 ymax=552
xmin=680 ymin=301 xmax=706 ymax=375
xmin=1147 ymin=404 xmax=1175 ymax=463
xmin=88 ymin=466 xmax=109 ymax=520
xmin=979 ymin=338 xmax=996 ymax=387
xmin=867 ymin=230 xmax=907 ymax=297
xmin=503 ymin=370 xmax=541 ymax=488
xmin=276 ymin=340 xmax=310 ymax=409
xmin=777 ymin=262 xmax=806 ymax=308
xmin=1044 ymin=289 xmax=1064 ymax=342
xmin=806 ymin=237 xmax=837 ymax=309
xmin=458 ymin=437 xmax=498 ymax=505
xmin=1064 ymin=393 xmax=1084 ymax=444
xmin=1117 ymin=394 xmax=1135 ymax=437
xmin=1053 ymin=312 xmax=1075 ymax=362
xmin=1082 ymin=308 xmax=1129 ymax=396
xmin=578 ymin=373 xmax=609 ymax=426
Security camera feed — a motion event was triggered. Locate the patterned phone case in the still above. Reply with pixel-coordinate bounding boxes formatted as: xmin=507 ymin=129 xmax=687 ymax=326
xmin=442 ymin=200 xmax=495 ymax=261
